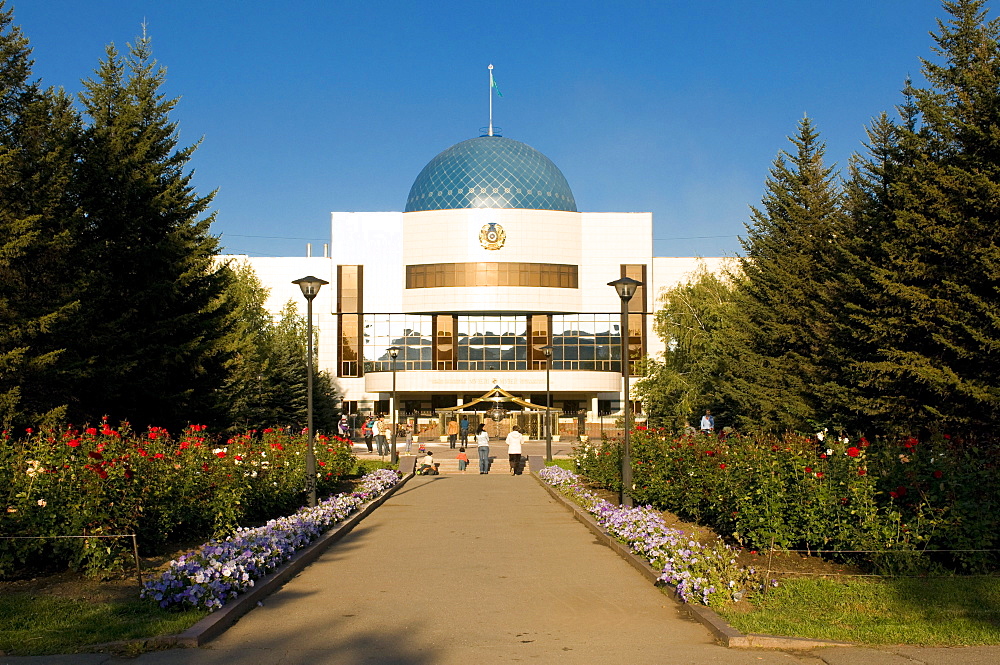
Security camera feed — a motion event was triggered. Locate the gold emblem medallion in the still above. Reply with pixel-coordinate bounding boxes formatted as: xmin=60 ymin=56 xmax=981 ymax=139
xmin=479 ymin=223 xmax=506 ymax=250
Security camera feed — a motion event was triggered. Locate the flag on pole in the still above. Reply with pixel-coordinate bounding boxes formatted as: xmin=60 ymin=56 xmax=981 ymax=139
xmin=491 ymin=71 xmax=503 ymax=97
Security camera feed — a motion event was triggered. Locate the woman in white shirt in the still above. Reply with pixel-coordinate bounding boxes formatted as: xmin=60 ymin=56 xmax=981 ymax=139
xmin=476 ymin=423 xmax=491 ymax=474
xmin=506 ymin=426 xmax=524 ymax=475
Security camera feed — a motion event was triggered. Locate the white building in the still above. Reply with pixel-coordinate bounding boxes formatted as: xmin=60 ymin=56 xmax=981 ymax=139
xmin=222 ymin=133 xmax=728 ymax=438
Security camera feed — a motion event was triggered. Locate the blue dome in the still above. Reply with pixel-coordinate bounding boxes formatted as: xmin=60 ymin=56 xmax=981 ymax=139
xmin=405 ymin=136 xmax=577 ymax=212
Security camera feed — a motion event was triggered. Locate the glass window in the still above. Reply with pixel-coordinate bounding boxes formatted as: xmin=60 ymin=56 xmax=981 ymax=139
xmin=551 ymin=314 xmax=620 ymax=371
xmin=358 ymin=313 xmax=641 ymax=375
xmin=362 ymin=315 xmax=434 ymax=372
xmin=405 ymin=263 xmax=578 ymax=289
xmin=621 ymin=264 xmax=647 ymax=313
xmin=338 ymin=265 xmax=362 ymax=313
xmin=339 ymin=313 xmax=362 ymax=377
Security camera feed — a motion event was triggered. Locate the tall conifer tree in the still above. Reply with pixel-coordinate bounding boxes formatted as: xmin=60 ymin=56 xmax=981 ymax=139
xmin=68 ymin=31 xmax=232 ymax=429
xmin=851 ymin=0 xmax=1000 ymax=434
xmin=722 ymin=117 xmax=847 ymax=432
xmin=0 ymin=2 xmax=82 ymax=428
xmin=837 ymin=109 xmax=915 ymax=433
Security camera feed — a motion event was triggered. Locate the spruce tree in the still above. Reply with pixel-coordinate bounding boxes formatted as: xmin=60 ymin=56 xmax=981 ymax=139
xmin=837 ymin=110 xmax=915 ymax=433
xmin=217 ymin=261 xmax=278 ymax=432
xmin=256 ymin=301 xmax=339 ymax=432
xmin=68 ymin=31 xmax=233 ymax=430
xmin=722 ymin=117 xmax=848 ymax=432
xmin=0 ymin=2 xmax=82 ymax=428
xmin=851 ymin=0 xmax=1000 ymax=434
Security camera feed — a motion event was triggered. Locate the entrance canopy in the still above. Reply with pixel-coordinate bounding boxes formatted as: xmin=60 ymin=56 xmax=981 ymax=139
xmin=438 ymin=385 xmax=558 ymax=412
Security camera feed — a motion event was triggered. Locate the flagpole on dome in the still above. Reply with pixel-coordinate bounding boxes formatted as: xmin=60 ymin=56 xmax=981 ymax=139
xmin=488 ymin=64 xmax=494 ymax=137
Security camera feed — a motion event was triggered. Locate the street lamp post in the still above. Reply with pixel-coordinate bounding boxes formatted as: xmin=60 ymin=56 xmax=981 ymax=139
xmin=608 ymin=276 xmax=642 ymax=508
xmin=387 ymin=346 xmax=400 ymax=465
xmin=540 ymin=344 xmax=553 ymax=462
xmin=292 ymin=275 xmax=329 ymax=508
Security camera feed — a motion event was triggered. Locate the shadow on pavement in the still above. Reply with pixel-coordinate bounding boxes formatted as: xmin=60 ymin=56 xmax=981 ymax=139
xmin=389 ymin=476 xmax=452 ymax=498
xmin=191 ymin=618 xmax=442 ymax=665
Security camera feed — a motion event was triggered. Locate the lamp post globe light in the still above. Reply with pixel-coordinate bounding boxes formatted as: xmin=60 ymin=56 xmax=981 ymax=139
xmin=387 ymin=346 xmax=401 ymax=465
xmin=608 ymin=276 xmax=641 ymax=508
xmin=489 ymin=396 xmax=505 ymax=438
xmin=291 ymin=275 xmax=329 ymax=508
xmin=540 ymin=344 xmax=553 ymax=462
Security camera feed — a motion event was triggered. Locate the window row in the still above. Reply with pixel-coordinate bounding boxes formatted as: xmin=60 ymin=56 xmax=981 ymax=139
xmin=339 ymin=313 xmax=643 ymax=376
xmin=406 ymin=262 xmax=578 ymax=289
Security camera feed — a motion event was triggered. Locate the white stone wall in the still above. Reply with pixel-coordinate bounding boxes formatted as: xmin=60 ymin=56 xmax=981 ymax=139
xmin=331 ymin=212 xmax=404 ymax=313
xmin=579 ymin=212 xmax=653 ymax=312
xmin=219 ymin=255 xmax=338 ymax=374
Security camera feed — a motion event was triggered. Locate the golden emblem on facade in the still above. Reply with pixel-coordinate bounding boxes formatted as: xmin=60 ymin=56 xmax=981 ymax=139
xmin=479 ymin=223 xmax=506 ymax=250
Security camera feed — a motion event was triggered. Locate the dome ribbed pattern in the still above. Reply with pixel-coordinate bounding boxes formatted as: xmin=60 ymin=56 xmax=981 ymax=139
xmin=404 ymin=136 xmax=577 ymax=212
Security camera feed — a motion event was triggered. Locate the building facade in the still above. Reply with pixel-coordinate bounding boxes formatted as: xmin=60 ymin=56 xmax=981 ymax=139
xmin=222 ymin=133 xmax=728 ymax=437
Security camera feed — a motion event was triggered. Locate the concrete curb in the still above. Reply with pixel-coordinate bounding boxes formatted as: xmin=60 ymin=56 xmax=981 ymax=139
xmin=102 ymin=472 xmax=414 ymax=651
xmin=531 ymin=469 xmax=853 ymax=650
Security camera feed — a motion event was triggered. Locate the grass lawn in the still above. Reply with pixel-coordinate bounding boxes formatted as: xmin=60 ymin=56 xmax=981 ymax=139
xmin=716 ymin=576 xmax=1000 ymax=646
xmin=0 ymin=592 xmax=207 ymax=656
xmin=546 ymin=459 xmax=576 ymax=471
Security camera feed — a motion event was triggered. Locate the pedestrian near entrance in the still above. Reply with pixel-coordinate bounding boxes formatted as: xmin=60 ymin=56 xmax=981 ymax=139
xmin=374 ymin=416 xmax=388 ymax=456
xmin=460 ymin=416 xmax=470 ymax=444
xmin=404 ymin=421 xmax=414 ymax=453
xmin=447 ymin=419 xmax=459 ymax=448
xmin=476 ymin=423 xmax=490 ymax=474
xmin=506 ymin=425 xmax=524 ymax=475
xmin=362 ymin=416 xmax=374 ymax=452
xmin=456 ymin=447 xmax=469 ymax=473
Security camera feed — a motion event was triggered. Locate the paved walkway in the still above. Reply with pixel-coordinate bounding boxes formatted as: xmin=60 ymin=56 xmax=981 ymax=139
xmin=5 ymin=472 xmax=1000 ymax=664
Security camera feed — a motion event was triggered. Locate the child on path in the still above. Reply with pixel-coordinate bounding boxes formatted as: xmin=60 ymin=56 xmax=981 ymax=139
xmin=456 ymin=447 xmax=469 ymax=473
xmin=419 ymin=451 xmax=436 ymax=475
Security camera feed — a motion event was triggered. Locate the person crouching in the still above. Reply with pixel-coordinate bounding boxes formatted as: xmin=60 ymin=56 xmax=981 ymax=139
xmin=419 ymin=451 xmax=436 ymax=475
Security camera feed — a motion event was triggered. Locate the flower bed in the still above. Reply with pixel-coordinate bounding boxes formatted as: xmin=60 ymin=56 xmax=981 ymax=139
xmin=574 ymin=429 xmax=1000 ymax=574
xmin=141 ymin=469 xmax=400 ymax=611
xmin=1 ymin=422 xmax=358 ymax=577
xmin=539 ymin=466 xmax=765 ymax=606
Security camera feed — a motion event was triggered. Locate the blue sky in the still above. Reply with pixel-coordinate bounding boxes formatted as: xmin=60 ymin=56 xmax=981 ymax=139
xmin=14 ymin=0 xmax=949 ymax=258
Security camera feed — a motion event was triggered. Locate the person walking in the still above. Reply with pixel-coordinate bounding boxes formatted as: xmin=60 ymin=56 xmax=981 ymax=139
xmin=404 ymin=420 xmax=414 ymax=453
xmin=506 ymin=425 xmax=524 ymax=475
xmin=476 ymin=423 xmax=490 ymax=474
xmin=460 ymin=416 xmax=470 ymax=444
xmin=456 ymin=447 xmax=470 ymax=473
xmin=447 ymin=419 xmax=459 ymax=449
xmin=362 ymin=416 xmax=374 ymax=453
xmin=374 ymin=416 xmax=388 ymax=456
